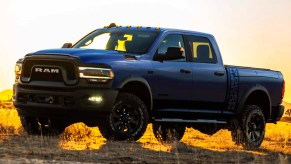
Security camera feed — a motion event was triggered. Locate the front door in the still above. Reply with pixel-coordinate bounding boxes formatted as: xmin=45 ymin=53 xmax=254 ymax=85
xmin=151 ymin=34 xmax=192 ymax=103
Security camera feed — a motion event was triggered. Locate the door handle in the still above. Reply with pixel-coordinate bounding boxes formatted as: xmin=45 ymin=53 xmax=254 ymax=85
xmin=180 ymin=69 xmax=191 ymax=74
xmin=214 ymin=71 xmax=225 ymax=76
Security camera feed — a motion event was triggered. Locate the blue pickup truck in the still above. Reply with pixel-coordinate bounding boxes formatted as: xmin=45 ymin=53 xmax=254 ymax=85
xmin=13 ymin=23 xmax=285 ymax=149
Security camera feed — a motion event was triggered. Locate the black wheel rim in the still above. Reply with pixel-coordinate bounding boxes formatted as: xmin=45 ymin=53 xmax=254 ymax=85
xmin=246 ymin=113 xmax=264 ymax=142
xmin=111 ymin=103 xmax=142 ymax=135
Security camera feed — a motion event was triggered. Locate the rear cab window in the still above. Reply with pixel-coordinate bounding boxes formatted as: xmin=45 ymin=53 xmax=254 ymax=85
xmin=186 ymin=35 xmax=217 ymax=64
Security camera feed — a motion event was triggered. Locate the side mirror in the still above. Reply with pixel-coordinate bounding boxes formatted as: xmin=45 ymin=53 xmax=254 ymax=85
xmin=153 ymin=54 xmax=164 ymax=61
xmin=62 ymin=43 xmax=72 ymax=48
xmin=154 ymin=47 xmax=184 ymax=61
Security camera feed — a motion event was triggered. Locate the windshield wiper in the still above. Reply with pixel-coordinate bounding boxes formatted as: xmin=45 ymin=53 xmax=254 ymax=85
xmin=115 ymin=50 xmax=126 ymax=53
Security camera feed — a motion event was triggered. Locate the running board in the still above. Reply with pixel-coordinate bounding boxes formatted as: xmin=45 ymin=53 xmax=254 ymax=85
xmin=153 ymin=118 xmax=227 ymax=124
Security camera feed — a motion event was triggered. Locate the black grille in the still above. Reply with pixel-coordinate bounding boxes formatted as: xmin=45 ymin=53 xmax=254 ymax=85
xmin=21 ymin=59 xmax=77 ymax=85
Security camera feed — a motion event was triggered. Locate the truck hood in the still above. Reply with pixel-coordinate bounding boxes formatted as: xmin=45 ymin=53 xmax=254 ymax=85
xmin=28 ymin=48 xmax=135 ymax=64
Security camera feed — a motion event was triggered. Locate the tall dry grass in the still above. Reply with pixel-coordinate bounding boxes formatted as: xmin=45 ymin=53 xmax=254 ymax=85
xmin=0 ymin=109 xmax=291 ymax=163
xmin=0 ymin=108 xmax=22 ymax=135
xmin=0 ymin=107 xmax=290 ymax=155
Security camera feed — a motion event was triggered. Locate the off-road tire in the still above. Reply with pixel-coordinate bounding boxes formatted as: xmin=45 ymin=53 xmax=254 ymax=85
xmin=231 ymin=105 xmax=265 ymax=149
xmin=193 ymin=124 xmax=221 ymax=135
xmin=99 ymin=93 xmax=149 ymax=141
xmin=152 ymin=122 xmax=186 ymax=143
xmin=20 ymin=116 xmax=40 ymax=135
xmin=20 ymin=116 xmax=67 ymax=136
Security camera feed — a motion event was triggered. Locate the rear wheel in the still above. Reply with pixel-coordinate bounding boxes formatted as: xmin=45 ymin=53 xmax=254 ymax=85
xmin=231 ymin=105 xmax=265 ymax=149
xmin=193 ymin=124 xmax=222 ymax=135
xmin=152 ymin=122 xmax=185 ymax=143
xmin=99 ymin=93 xmax=149 ymax=141
xmin=20 ymin=116 xmax=67 ymax=136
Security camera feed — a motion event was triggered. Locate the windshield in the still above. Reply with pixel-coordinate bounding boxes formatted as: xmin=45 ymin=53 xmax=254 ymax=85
xmin=73 ymin=29 xmax=159 ymax=54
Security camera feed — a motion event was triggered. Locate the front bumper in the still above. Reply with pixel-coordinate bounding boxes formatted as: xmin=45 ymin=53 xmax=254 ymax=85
xmin=13 ymin=83 xmax=118 ymax=122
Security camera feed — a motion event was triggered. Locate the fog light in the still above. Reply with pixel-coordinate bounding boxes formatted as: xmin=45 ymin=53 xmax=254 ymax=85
xmin=88 ymin=79 xmax=108 ymax=83
xmin=88 ymin=96 xmax=103 ymax=103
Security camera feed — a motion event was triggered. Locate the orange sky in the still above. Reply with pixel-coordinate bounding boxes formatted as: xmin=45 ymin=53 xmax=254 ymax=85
xmin=0 ymin=0 xmax=291 ymax=102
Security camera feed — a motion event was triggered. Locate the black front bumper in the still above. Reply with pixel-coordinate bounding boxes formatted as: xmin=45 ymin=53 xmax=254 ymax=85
xmin=13 ymin=83 xmax=118 ymax=122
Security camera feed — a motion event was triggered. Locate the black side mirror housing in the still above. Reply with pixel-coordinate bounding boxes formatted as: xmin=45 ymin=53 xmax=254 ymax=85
xmin=154 ymin=47 xmax=184 ymax=61
xmin=62 ymin=43 xmax=73 ymax=48
xmin=153 ymin=54 xmax=164 ymax=61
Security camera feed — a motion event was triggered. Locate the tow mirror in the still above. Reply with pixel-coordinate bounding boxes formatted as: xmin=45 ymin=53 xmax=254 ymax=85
xmin=154 ymin=47 xmax=184 ymax=61
xmin=62 ymin=43 xmax=72 ymax=48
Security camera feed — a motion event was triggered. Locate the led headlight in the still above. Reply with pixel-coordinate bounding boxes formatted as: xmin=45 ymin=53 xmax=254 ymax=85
xmin=15 ymin=63 xmax=22 ymax=75
xmin=14 ymin=62 xmax=23 ymax=82
xmin=79 ymin=67 xmax=114 ymax=83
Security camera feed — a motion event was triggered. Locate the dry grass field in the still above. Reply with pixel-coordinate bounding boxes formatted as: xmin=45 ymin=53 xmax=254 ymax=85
xmin=0 ymin=107 xmax=290 ymax=163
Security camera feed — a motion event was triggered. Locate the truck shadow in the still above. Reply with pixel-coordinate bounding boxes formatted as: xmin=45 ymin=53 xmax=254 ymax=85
xmin=87 ymin=139 xmax=291 ymax=163
xmin=0 ymin=123 xmax=290 ymax=163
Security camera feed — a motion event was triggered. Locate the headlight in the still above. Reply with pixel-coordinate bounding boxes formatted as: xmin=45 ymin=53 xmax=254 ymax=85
xmin=79 ymin=67 xmax=114 ymax=83
xmin=15 ymin=63 xmax=22 ymax=76
xmin=14 ymin=62 xmax=22 ymax=82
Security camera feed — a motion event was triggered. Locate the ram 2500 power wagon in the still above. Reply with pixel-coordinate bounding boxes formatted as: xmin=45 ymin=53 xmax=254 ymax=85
xmin=13 ymin=23 xmax=285 ymax=149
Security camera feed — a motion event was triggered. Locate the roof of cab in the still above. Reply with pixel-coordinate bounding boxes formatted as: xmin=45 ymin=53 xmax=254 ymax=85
xmin=100 ymin=23 xmax=214 ymax=38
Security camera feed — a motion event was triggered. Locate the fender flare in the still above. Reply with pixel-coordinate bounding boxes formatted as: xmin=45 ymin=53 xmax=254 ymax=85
xmin=116 ymin=76 xmax=153 ymax=111
xmin=236 ymin=85 xmax=271 ymax=118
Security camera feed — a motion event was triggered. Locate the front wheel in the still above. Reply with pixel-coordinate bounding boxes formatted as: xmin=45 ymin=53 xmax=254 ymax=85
xmin=20 ymin=116 xmax=40 ymax=135
xmin=99 ymin=93 xmax=149 ymax=141
xmin=20 ymin=116 xmax=67 ymax=136
xmin=231 ymin=105 xmax=266 ymax=149
xmin=152 ymin=122 xmax=186 ymax=143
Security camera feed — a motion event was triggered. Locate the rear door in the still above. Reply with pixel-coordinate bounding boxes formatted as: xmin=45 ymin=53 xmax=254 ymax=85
xmin=186 ymin=35 xmax=227 ymax=103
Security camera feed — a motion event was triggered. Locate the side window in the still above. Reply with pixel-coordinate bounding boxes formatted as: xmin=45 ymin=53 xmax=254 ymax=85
xmin=187 ymin=35 xmax=217 ymax=63
xmin=155 ymin=34 xmax=186 ymax=62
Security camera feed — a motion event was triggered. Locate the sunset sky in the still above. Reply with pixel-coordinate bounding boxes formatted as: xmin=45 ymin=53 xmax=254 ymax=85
xmin=0 ymin=0 xmax=290 ymax=102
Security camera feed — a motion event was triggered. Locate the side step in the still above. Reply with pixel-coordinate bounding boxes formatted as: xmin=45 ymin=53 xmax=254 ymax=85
xmin=153 ymin=118 xmax=227 ymax=124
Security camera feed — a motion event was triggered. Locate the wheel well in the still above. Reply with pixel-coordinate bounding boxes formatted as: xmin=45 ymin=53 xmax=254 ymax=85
xmin=119 ymin=81 xmax=152 ymax=113
xmin=244 ymin=90 xmax=270 ymax=120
